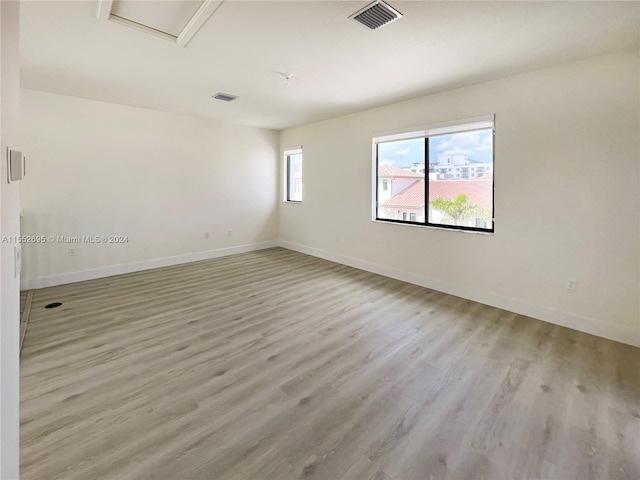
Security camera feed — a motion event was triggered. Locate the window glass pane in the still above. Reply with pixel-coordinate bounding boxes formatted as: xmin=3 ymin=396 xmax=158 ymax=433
xmin=428 ymin=129 xmax=493 ymax=229
xmin=287 ymin=153 xmax=303 ymax=202
xmin=377 ymin=138 xmax=424 ymax=223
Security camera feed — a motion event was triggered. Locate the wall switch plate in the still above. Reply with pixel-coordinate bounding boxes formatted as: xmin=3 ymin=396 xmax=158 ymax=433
xmin=14 ymin=246 xmax=21 ymax=278
xmin=7 ymin=148 xmax=24 ymax=182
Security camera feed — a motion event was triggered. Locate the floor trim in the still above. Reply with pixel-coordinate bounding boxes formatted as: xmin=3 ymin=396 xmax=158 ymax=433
xmin=279 ymin=240 xmax=640 ymax=348
xmin=21 ymin=241 xmax=279 ymax=290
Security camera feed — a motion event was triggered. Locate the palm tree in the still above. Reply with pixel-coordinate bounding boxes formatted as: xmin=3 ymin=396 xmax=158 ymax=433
xmin=431 ymin=193 xmax=490 ymax=226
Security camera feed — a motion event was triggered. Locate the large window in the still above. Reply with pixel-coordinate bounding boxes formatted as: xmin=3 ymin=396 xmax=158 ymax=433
xmin=285 ymin=148 xmax=303 ymax=202
xmin=374 ymin=115 xmax=494 ymax=232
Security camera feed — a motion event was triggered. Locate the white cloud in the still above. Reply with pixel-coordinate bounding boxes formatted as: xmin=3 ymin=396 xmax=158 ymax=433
xmin=382 ymin=146 xmax=410 ymax=158
xmin=378 ymin=139 xmax=424 ymax=167
xmin=433 ymin=130 xmax=492 ymax=161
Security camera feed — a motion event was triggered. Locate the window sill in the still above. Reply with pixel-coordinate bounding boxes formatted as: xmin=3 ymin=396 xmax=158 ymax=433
xmin=372 ymin=219 xmax=494 ymax=236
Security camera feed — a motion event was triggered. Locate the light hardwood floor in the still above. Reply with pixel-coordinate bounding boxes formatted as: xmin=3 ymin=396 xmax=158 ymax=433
xmin=20 ymin=248 xmax=640 ymax=480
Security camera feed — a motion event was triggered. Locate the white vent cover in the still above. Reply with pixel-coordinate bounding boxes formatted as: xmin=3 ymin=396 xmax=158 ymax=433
xmin=349 ymin=0 xmax=403 ymax=30
xmin=213 ymin=92 xmax=238 ymax=102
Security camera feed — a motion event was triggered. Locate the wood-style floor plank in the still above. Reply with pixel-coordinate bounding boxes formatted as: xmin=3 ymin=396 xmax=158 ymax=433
xmin=20 ymin=247 xmax=640 ymax=480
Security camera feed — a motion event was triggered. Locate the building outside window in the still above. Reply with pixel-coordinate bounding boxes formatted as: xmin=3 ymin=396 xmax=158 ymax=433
xmin=374 ymin=115 xmax=494 ymax=232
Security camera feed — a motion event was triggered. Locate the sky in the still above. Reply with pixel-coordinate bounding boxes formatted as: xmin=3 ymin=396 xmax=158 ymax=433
xmin=378 ymin=129 xmax=493 ymax=168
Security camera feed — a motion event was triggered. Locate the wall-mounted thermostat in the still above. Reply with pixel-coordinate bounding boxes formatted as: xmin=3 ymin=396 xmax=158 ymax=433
xmin=7 ymin=148 xmax=25 ymax=183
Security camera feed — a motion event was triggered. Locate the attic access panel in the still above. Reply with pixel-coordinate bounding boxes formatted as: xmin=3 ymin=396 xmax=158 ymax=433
xmin=97 ymin=0 xmax=223 ymax=47
xmin=111 ymin=0 xmax=202 ymax=37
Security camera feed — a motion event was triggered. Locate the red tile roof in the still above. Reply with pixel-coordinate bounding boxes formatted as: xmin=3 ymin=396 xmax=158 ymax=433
xmin=380 ymin=180 xmax=424 ymax=208
xmin=380 ymin=178 xmax=493 ymax=210
xmin=429 ymin=178 xmax=493 ymax=211
xmin=378 ymin=165 xmax=423 ymax=179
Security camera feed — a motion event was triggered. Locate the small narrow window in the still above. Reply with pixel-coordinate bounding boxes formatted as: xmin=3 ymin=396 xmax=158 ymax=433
xmin=284 ymin=148 xmax=303 ymax=202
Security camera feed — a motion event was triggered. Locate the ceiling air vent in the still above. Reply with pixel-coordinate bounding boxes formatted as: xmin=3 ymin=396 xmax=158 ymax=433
xmin=349 ymin=0 xmax=403 ymax=30
xmin=213 ymin=92 xmax=238 ymax=102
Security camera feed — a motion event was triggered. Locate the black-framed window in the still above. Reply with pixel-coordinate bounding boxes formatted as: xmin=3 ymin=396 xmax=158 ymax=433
xmin=284 ymin=148 xmax=303 ymax=202
xmin=374 ymin=116 xmax=494 ymax=233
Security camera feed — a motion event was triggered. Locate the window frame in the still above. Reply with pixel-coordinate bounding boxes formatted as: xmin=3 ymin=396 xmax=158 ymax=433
xmin=284 ymin=147 xmax=303 ymax=203
xmin=372 ymin=115 xmax=495 ymax=234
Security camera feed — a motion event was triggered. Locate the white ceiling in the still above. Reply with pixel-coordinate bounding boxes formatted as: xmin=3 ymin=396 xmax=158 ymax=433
xmin=20 ymin=1 xmax=639 ymax=130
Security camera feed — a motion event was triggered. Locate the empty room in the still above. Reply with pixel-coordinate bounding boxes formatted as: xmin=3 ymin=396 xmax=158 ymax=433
xmin=0 ymin=0 xmax=638 ymax=479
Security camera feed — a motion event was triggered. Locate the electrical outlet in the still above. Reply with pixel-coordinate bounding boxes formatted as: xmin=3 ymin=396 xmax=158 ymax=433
xmin=68 ymin=249 xmax=75 ymax=256
xmin=567 ymin=278 xmax=576 ymax=291
xmin=204 ymin=232 xmax=210 ymax=239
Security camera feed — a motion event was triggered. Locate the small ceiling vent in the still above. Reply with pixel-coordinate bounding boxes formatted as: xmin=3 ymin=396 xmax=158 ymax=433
xmin=213 ymin=92 xmax=238 ymax=102
xmin=349 ymin=0 xmax=403 ymax=30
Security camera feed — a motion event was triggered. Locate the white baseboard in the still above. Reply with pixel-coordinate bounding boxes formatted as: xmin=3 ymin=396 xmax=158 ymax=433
xmin=279 ymin=240 xmax=640 ymax=348
xmin=21 ymin=240 xmax=278 ymax=290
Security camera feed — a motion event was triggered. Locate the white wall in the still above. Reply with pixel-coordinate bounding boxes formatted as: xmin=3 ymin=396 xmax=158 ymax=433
xmin=21 ymin=90 xmax=279 ymax=288
xmin=279 ymin=50 xmax=640 ymax=347
xmin=0 ymin=0 xmax=21 ymax=477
